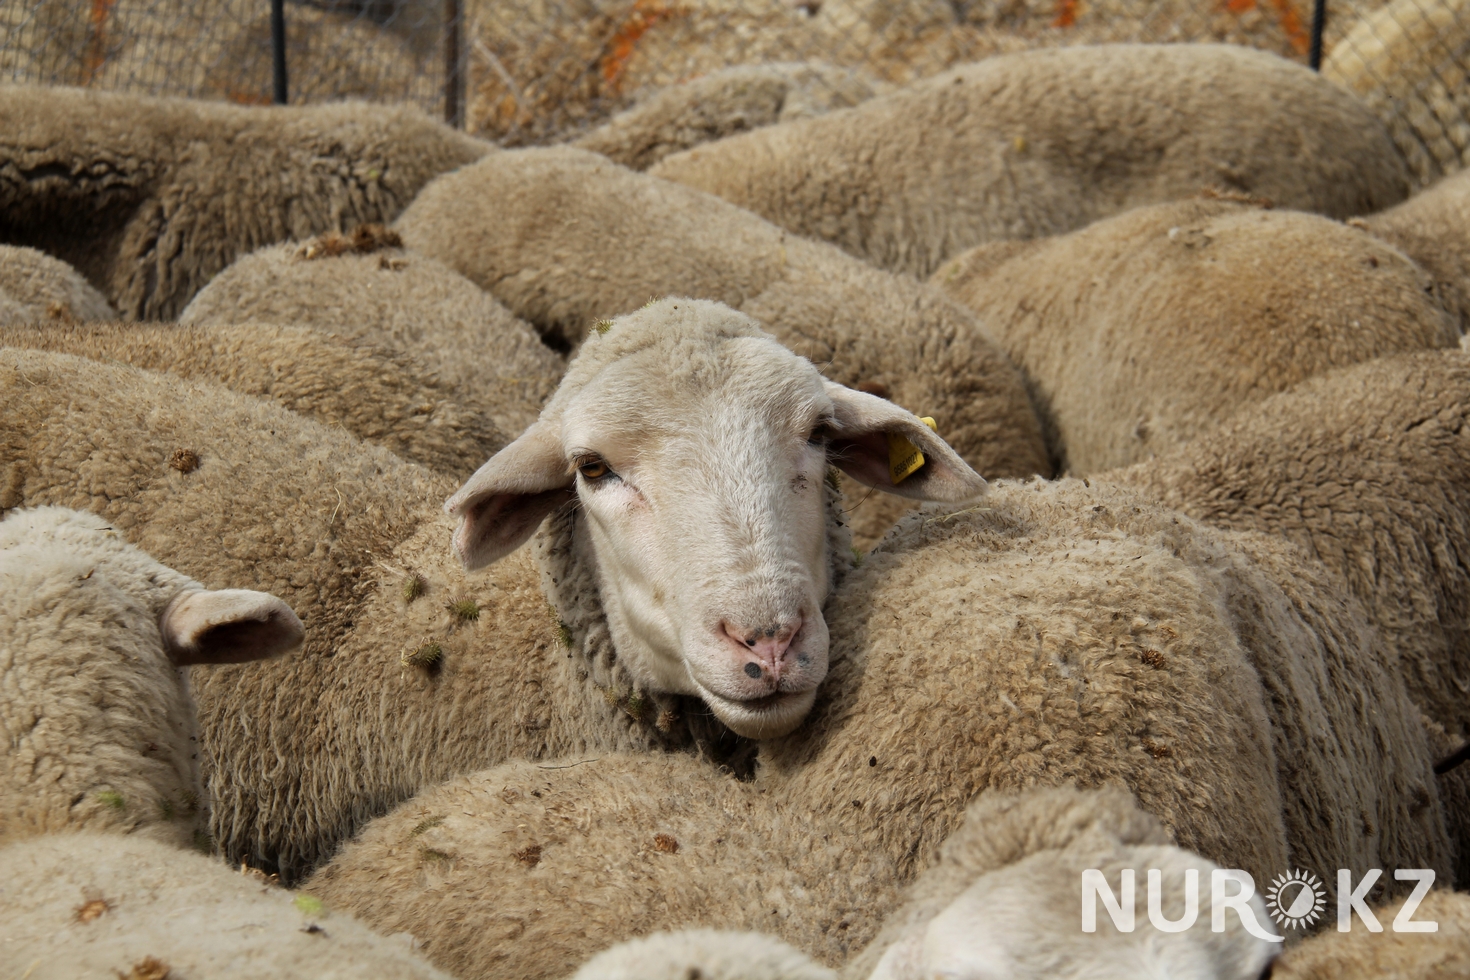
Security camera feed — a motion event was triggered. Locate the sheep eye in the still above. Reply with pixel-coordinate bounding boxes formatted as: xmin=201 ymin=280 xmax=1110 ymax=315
xmin=578 ymin=459 xmax=611 ymax=480
xmin=807 ymin=419 xmax=835 ymax=446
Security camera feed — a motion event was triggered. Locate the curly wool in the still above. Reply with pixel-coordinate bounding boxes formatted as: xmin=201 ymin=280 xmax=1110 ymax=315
xmin=930 ymin=198 xmax=1458 ymax=472
xmin=650 ymin=44 xmax=1410 ymax=279
xmin=0 ymin=86 xmax=490 ymax=319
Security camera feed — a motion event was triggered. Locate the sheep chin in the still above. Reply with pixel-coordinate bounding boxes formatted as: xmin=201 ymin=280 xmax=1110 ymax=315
xmin=696 ymin=686 xmax=818 ymax=740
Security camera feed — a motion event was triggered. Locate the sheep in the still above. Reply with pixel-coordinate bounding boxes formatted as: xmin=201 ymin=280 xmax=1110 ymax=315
xmin=0 ymin=504 xmax=303 ymax=847
xmin=1109 ymin=349 xmax=1470 ymax=886
xmin=1 ymin=300 xmax=988 ymax=877
xmin=394 ymin=145 xmax=1053 ymax=547
xmin=0 ymin=505 xmax=452 ymax=980
xmin=0 ymin=834 xmax=455 ymax=980
xmin=179 ymin=226 xmax=564 ymax=438
xmin=1321 ymin=0 xmax=1470 ymax=186
xmin=647 ymin=44 xmax=1412 ymax=279
xmin=928 ymin=198 xmax=1459 ymax=473
xmin=571 ymin=930 xmax=837 ymax=980
xmin=1356 ymin=167 xmax=1470 ymax=334
xmin=1269 ymin=888 xmax=1470 ymax=978
xmin=303 ymin=476 xmax=1450 ymax=980
xmin=571 ymin=62 xmax=881 ymax=172
xmin=851 ymin=785 xmax=1276 ymax=980
xmin=0 ymin=85 xmax=490 ymax=319
xmin=0 ymin=319 xmax=507 ymax=478
xmin=0 ymin=243 xmax=116 ymax=324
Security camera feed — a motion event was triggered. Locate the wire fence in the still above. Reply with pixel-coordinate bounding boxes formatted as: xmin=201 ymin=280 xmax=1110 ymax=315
xmin=1 ymin=0 xmax=1467 ymax=184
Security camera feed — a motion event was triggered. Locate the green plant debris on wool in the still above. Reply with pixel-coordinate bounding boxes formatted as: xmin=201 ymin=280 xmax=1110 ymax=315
xmin=449 ymin=597 xmax=480 ymax=621
xmin=852 ymin=546 xmax=865 ymax=567
xmin=402 ymin=642 xmax=443 ymax=668
xmin=97 ymin=791 xmax=125 ymax=810
xmin=179 ymin=790 xmax=200 ymax=814
xmin=825 ymin=468 xmax=842 ymax=492
xmin=594 ymin=319 xmax=614 ymax=334
xmin=624 ymin=692 xmax=648 ymax=719
xmin=402 ymin=572 xmax=426 ymax=603
xmin=294 ymin=895 xmax=326 ymax=916
xmin=156 ymin=798 xmax=176 ymax=820
xmin=410 ymin=815 xmax=446 ymax=837
xmin=192 ymin=829 xmax=214 ymax=854
xmin=420 ymin=847 xmax=451 ymax=863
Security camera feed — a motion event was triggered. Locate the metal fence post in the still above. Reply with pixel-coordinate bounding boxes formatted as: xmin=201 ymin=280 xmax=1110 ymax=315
xmin=271 ymin=0 xmax=288 ymax=103
xmin=445 ymin=0 xmax=465 ymax=128
xmin=1309 ymin=0 xmax=1327 ymax=70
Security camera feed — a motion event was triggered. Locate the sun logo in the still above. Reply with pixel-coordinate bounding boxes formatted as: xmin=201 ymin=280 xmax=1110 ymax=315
xmin=1266 ymin=869 xmax=1326 ymax=928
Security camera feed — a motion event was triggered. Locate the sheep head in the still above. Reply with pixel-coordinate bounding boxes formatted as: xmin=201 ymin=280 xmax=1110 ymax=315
xmin=445 ymin=299 xmax=986 ymax=738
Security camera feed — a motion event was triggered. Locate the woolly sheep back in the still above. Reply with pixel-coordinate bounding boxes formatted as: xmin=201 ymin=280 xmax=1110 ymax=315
xmin=930 ymin=198 xmax=1458 ymax=472
xmin=0 ymin=244 xmax=116 ymax=324
xmin=0 ymin=85 xmax=491 ymax=319
xmin=180 ymin=235 xmax=562 ymax=437
xmin=573 ymin=62 xmax=879 ymax=171
xmin=0 ymin=833 xmax=453 ymax=980
xmin=0 ymin=319 xmax=507 ymax=478
xmin=650 ymin=44 xmax=1411 ymax=278
xmin=1360 ymin=166 xmax=1470 ymax=333
xmin=1270 ymin=888 xmax=1470 ymax=978
xmin=573 ymin=930 xmax=838 ymax=980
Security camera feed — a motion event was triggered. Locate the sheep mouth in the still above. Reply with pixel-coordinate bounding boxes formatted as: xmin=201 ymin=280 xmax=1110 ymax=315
xmin=697 ymin=686 xmax=818 ymax=740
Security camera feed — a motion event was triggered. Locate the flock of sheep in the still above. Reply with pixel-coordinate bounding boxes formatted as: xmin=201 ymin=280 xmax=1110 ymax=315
xmin=2 ymin=35 xmax=1470 ymax=980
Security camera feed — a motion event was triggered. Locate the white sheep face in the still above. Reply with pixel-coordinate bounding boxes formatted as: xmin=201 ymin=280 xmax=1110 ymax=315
xmin=445 ymin=299 xmax=987 ymax=738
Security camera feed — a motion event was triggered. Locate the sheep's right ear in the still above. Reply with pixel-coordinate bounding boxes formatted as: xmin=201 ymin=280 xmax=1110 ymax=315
xmin=161 ymin=589 xmax=305 ymax=666
xmin=444 ymin=421 xmax=575 ymax=570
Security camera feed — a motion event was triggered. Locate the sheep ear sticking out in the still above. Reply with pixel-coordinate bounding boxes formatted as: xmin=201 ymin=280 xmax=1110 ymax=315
xmin=445 ymin=421 xmax=576 ymax=571
xmin=161 ymin=589 xmax=305 ymax=666
xmin=824 ymin=382 xmax=989 ymax=503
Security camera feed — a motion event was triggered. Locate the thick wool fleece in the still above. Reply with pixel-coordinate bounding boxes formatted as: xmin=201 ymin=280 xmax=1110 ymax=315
xmin=0 ymin=244 xmax=115 ymax=324
xmin=649 ymin=44 xmax=1411 ymax=279
xmin=572 ymin=930 xmax=838 ymax=980
xmin=0 ymin=348 xmax=768 ymax=878
xmin=396 ymin=147 xmax=1051 ymax=547
xmin=846 ymin=786 xmax=1272 ymax=980
xmin=1271 ymin=889 xmax=1470 ymax=979
xmin=759 ymin=481 xmax=1449 ymax=899
xmin=1111 ymin=349 xmax=1470 ymax=884
xmin=0 ymin=833 xmax=453 ymax=980
xmin=306 ymin=754 xmax=902 ymax=980
xmin=0 ymin=320 xmax=506 ymax=478
xmin=929 ymin=199 xmax=1458 ymax=472
xmin=1361 ymin=167 xmax=1470 ymax=333
xmin=572 ymin=62 xmax=879 ymax=172
xmin=0 ymin=507 xmax=204 ymax=847
xmin=180 ymin=237 xmax=563 ymax=437
xmin=0 ymin=85 xmax=490 ymax=319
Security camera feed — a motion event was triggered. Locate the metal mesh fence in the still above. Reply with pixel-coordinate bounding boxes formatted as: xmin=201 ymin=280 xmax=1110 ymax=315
xmin=1 ymin=0 xmax=1467 ymax=183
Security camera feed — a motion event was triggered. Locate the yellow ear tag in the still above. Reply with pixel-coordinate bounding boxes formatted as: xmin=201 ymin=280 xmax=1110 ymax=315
xmin=888 ymin=417 xmax=938 ymax=485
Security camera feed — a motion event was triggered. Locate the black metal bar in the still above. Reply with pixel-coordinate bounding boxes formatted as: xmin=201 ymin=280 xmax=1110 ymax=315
xmin=271 ymin=0 xmax=288 ymax=104
xmin=1309 ymin=0 xmax=1327 ymax=71
xmin=444 ymin=0 xmax=464 ymax=128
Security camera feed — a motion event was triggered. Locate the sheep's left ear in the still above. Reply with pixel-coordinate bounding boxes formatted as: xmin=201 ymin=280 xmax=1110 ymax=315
xmin=824 ymin=382 xmax=988 ymax=503
xmin=161 ymin=589 xmax=305 ymax=666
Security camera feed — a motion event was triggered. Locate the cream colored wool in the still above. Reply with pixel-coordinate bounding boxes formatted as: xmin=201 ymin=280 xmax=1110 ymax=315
xmin=0 ymin=85 xmax=490 ymax=320
xmin=847 ymin=786 xmax=1273 ymax=980
xmin=572 ymin=62 xmax=880 ymax=172
xmin=649 ymin=45 xmax=1411 ymax=279
xmin=1360 ymin=168 xmax=1470 ymax=334
xmin=395 ymin=146 xmax=1052 ymax=547
xmin=929 ymin=199 xmax=1458 ymax=473
xmin=1111 ymin=350 xmax=1470 ymax=885
xmin=181 ymin=236 xmax=563 ymax=437
xmin=573 ymin=930 xmax=838 ymax=980
xmin=306 ymin=754 xmax=903 ymax=980
xmin=0 ymin=505 xmax=303 ymax=848
xmin=1271 ymin=889 xmax=1470 ymax=979
xmin=0 ymin=319 xmax=506 ymax=478
xmin=306 ymin=484 xmax=1448 ymax=980
xmin=0 ymin=244 xmax=115 ymax=324
xmin=0 ymin=833 xmax=453 ymax=980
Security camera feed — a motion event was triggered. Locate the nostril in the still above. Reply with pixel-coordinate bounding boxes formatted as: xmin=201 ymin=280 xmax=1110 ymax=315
xmin=743 ymin=662 xmax=762 ymax=679
xmin=745 ymin=638 xmax=756 ymax=647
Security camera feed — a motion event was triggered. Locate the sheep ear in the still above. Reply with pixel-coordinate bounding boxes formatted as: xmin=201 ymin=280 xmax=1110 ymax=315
xmin=161 ymin=589 xmax=305 ymax=666
xmin=824 ymin=382 xmax=988 ymax=503
xmin=444 ymin=421 xmax=575 ymax=570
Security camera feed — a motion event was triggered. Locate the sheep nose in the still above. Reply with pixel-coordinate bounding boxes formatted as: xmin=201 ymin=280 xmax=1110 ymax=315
xmin=723 ymin=619 xmax=801 ymax=678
